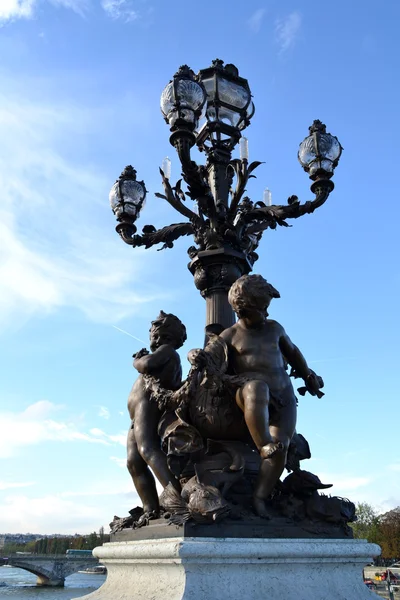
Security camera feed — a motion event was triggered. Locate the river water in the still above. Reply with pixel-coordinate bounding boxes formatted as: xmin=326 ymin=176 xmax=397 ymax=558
xmin=0 ymin=567 xmax=105 ymax=599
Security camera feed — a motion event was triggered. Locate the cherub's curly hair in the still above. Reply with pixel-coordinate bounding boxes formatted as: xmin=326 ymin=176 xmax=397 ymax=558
xmin=228 ymin=275 xmax=280 ymax=317
xmin=150 ymin=310 xmax=187 ymax=349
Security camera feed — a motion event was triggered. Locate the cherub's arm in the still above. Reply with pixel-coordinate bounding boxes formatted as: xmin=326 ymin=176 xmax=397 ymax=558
xmin=279 ymin=330 xmax=310 ymax=380
xmin=278 ymin=328 xmax=324 ymax=397
xmin=187 ymin=327 xmax=234 ymax=369
xmin=133 ymin=345 xmax=174 ymax=374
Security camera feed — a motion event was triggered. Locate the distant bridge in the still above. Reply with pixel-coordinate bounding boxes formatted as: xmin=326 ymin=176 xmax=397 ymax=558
xmin=3 ymin=553 xmax=100 ymax=586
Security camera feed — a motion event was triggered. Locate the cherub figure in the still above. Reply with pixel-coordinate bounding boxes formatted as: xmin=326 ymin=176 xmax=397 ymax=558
xmin=127 ymin=311 xmax=186 ymax=520
xmin=189 ymin=274 xmax=323 ymax=518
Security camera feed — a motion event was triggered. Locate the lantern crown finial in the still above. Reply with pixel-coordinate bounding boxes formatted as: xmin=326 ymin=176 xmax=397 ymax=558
xmin=309 ymin=120 xmax=326 ymax=134
xmin=119 ymin=165 xmax=137 ymax=181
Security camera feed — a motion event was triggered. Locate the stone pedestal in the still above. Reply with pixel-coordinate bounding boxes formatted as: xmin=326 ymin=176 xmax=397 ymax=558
xmin=73 ymin=537 xmax=380 ymax=600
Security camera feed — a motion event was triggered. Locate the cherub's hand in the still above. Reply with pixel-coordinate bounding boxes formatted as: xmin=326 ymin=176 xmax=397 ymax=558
xmin=305 ymin=370 xmax=324 ymax=397
xmin=133 ymin=348 xmax=150 ymax=360
xmin=187 ymin=348 xmax=207 ymax=368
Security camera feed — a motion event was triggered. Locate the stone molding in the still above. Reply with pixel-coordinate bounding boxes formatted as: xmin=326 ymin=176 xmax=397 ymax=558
xmin=73 ymin=537 xmax=380 ymax=600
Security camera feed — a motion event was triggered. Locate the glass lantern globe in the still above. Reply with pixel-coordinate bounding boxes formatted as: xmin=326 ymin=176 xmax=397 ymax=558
xmin=298 ymin=120 xmax=342 ymax=180
xmin=160 ymin=65 xmax=207 ymax=132
xmin=196 ymin=59 xmax=254 ymax=153
xmin=109 ymin=166 xmax=146 ymax=222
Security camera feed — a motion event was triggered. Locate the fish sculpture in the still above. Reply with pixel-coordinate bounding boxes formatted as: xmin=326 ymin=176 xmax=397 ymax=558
xmin=160 ymin=466 xmax=231 ymax=524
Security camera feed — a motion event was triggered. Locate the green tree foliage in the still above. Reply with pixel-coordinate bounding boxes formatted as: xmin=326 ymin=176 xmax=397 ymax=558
xmin=5 ymin=529 xmax=110 ymax=556
xmin=87 ymin=532 xmax=99 ymax=550
xmin=351 ymin=502 xmax=381 ymax=544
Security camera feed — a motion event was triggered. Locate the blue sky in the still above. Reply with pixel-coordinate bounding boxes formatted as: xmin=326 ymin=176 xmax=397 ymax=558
xmin=0 ymin=0 xmax=399 ymax=534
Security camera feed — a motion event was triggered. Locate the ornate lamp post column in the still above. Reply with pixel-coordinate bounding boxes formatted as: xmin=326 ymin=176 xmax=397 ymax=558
xmin=110 ymin=59 xmax=342 ymax=333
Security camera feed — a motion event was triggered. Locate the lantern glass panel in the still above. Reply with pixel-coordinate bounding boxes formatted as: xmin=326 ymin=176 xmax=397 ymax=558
xmin=206 ymin=106 xmax=240 ymax=127
xmin=160 ymin=79 xmax=205 ymax=117
xmin=109 ymin=182 xmax=120 ymax=211
xmin=217 ymin=77 xmax=249 ymax=108
xmin=160 ymin=82 xmax=174 ymax=116
xmin=298 ymin=137 xmax=316 ymax=167
xmin=201 ymin=78 xmax=215 ymax=98
xmin=121 ymin=180 xmax=146 ymax=205
xmin=322 ymin=135 xmax=341 ymax=161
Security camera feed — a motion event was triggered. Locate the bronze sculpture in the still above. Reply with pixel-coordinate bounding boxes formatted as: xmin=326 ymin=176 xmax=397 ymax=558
xmin=126 ymin=311 xmax=186 ymax=523
xmin=187 ymin=274 xmax=323 ymax=517
xmin=107 ymin=61 xmax=350 ymax=538
xmin=110 ymin=275 xmax=354 ymax=536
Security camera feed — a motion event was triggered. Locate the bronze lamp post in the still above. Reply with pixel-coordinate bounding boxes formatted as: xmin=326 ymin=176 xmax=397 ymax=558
xmin=110 ymin=59 xmax=342 ymax=331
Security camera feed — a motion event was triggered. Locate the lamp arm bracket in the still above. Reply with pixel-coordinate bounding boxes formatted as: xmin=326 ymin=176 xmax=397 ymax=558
xmin=116 ymin=221 xmax=194 ymax=250
xmin=172 ymin=133 xmax=213 ymax=207
xmin=157 ymin=168 xmax=203 ymax=224
xmin=243 ymin=180 xmax=334 ymax=234
xmin=228 ymin=159 xmax=264 ymax=218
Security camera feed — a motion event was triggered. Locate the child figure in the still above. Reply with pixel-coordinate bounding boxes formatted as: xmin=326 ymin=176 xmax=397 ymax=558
xmin=127 ymin=311 xmax=186 ymax=518
xmin=189 ymin=274 xmax=323 ymax=518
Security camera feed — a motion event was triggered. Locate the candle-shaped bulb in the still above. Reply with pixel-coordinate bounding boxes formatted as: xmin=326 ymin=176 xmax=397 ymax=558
xmin=239 ymin=137 xmax=249 ymax=161
xmin=162 ymin=156 xmax=171 ymax=180
xmin=263 ymin=187 xmax=272 ymax=206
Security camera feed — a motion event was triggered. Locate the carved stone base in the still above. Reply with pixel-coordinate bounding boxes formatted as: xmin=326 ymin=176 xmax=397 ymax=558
xmin=111 ymin=516 xmax=353 ymax=541
xmin=72 ymin=537 xmax=380 ymax=600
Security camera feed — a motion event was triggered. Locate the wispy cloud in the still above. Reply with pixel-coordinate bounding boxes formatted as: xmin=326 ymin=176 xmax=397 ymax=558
xmin=318 ymin=473 xmax=372 ymax=492
xmin=0 ymin=0 xmax=89 ymax=22
xmin=0 ymin=481 xmax=36 ymax=491
xmin=101 ymin=0 xmax=138 ymax=21
xmin=0 ymin=0 xmax=147 ymax=22
xmin=247 ymin=8 xmax=266 ymax=33
xmin=90 ymin=428 xmax=127 ymax=446
xmin=61 ymin=484 xmax=131 ymax=497
xmin=0 ymin=78 xmax=166 ymax=333
xmin=387 ymin=463 xmax=400 ymax=472
xmin=110 ymin=456 xmax=126 ymax=468
xmin=49 ymin=0 xmax=90 ymax=16
xmin=0 ymin=0 xmax=35 ymax=21
xmin=0 ymin=493 xmax=107 ymax=534
xmin=0 ymin=482 xmax=140 ymax=533
xmin=98 ymin=406 xmax=110 ymax=420
xmin=0 ymin=401 xmax=112 ymax=458
xmin=275 ymin=11 xmax=302 ymax=53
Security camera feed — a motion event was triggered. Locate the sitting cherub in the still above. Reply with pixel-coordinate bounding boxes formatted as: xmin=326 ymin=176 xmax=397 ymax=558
xmin=189 ymin=274 xmax=323 ymax=518
xmin=127 ymin=311 xmax=186 ymax=520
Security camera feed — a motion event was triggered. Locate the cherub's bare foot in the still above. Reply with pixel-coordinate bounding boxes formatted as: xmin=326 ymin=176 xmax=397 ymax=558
xmin=253 ymin=496 xmax=272 ymax=520
xmin=260 ymin=441 xmax=284 ymax=460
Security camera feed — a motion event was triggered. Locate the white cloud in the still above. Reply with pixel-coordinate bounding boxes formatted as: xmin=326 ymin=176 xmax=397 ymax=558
xmin=110 ymin=456 xmax=126 ymax=467
xmin=98 ymin=406 xmax=110 ymax=420
xmin=90 ymin=428 xmax=127 ymax=446
xmin=247 ymin=8 xmax=266 ymax=33
xmin=101 ymin=0 xmax=138 ymax=21
xmin=61 ymin=484 xmax=131 ymax=497
xmin=0 ymin=0 xmax=35 ymax=21
xmin=275 ymin=11 xmax=302 ymax=53
xmin=0 ymin=82 xmax=165 ymax=333
xmin=0 ymin=401 xmax=112 ymax=458
xmin=0 ymin=0 xmax=150 ymax=23
xmin=0 ymin=0 xmax=89 ymax=21
xmin=0 ymin=480 xmax=141 ymax=532
xmin=318 ymin=473 xmax=372 ymax=493
xmin=0 ymin=493 xmax=106 ymax=534
xmin=0 ymin=481 xmax=36 ymax=491
xmin=387 ymin=463 xmax=400 ymax=472
xmin=48 ymin=0 xmax=90 ymax=16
